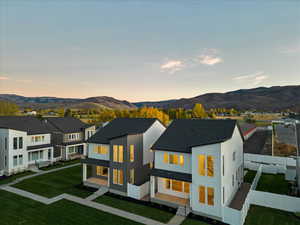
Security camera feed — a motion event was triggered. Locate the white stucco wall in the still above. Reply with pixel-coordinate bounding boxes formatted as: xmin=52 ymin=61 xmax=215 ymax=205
xmin=191 ymin=143 xmax=222 ymax=218
xmin=88 ymin=143 xmax=110 ymax=161
xmin=221 ymin=126 xmax=244 ymax=208
xmin=143 ymin=120 xmax=165 ymax=165
xmin=27 ymin=133 xmax=51 ymax=146
xmin=85 ymin=126 xmax=96 ymax=141
xmin=154 ymin=150 xmax=192 ymax=174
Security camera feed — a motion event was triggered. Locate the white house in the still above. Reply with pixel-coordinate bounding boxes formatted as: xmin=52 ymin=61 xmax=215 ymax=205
xmin=150 ymin=119 xmax=245 ymax=221
xmin=82 ymin=118 xmax=166 ymax=200
xmin=0 ymin=116 xmax=54 ymax=176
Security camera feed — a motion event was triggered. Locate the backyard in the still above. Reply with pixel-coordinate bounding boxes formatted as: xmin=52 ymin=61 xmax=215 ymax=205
xmin=40 ymin=159 xmax=80 ymax=171
xmin=0 ymin=190 xmax=142 ymax=225
xmin=256 ymin=173 xmax=290 ymax=195
xmin=12 ymin=165 xmax=93 ymax=198
xmin=0 ymin=171 xmax=36 ymax=185
xmin=244 ymin=170 xmax=257 ymax=184
xmin=94 ymin=193 xmax=175 ymax=223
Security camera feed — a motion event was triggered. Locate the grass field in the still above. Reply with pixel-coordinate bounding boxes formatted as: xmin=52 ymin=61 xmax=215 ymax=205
xmin=0 ymin=190 xmax=142 ymax=225
xmin=40 ymin=159 xmax=80 ymax=171
xmin=13 ymin=165 xmax=93 ymax=198
xmin=181 ymin=218 xmax=210 ymax=225
xmin=244 ymin=170 xmax=257 ymax=184
xmin=244 ymin=205 xmax=300 ymax=225
xmin=0 ymin=171 xmax=36 ymax=185
xmin=256 ymin=173 xmax=290 ymax=195
xmin=94 ymin=194 xmax=175 ymax=223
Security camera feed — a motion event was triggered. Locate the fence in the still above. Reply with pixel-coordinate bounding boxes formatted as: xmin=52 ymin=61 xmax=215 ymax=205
xmin=127 ymin=182 xmax=149 ymax=200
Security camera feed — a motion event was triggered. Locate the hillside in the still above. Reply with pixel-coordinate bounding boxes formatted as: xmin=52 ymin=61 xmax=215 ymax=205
xmin=134 ymin=85 xmax=300 ymax=112
xmin=0 ymin=94 xmax=136 ymax=110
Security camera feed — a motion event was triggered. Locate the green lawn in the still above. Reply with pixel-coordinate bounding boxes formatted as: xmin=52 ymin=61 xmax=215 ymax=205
xmin=181 ymin=218 xmax=210 ymax=225
xmin=13 ymin=165 xmax=93 ymax=198
xmin=244 ymin=170 xmax=257 ymax=184
xmin=256 ymin=173 xmax=290 ymax=195
xmin=40 ymin=159 xmax=80 ymax=171
xmin=0 ymin=190 xmax=143 ymax=225
xmin=0 ymin=171 xmax=36 ymax=185
xmin=94 ymin=194 xmax=175 ymax=223
xmin=245 ymin=205 xmax=300 ymax=225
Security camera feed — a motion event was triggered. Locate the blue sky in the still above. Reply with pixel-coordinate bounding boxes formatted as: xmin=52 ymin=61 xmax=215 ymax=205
xmin=0 ymin=0 xmax=299 ymax=101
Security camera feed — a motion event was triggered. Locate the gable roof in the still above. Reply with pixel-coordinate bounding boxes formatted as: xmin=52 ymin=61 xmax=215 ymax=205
xmin=43 ymin=117 xmax=90 ymax=133
xmin=152 ymin=119 xmax=241 ymax=153
xmin=0 ymin=116 xmax=50 ymax=135
xmin=88 ymin=118 xmax=158 ymax=144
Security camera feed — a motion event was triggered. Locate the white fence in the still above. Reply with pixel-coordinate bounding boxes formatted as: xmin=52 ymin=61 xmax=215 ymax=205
xmin=244 ymin=153 xmax=296 ymax=167
xmin=127 ymin=182 xmax=149 ymax=200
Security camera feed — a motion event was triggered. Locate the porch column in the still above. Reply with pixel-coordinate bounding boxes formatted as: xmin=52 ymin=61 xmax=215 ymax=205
xmin=150 ymin=176 xmax=155 ymax=198
xmin=83 ymin=163 xmax=87 ymax=182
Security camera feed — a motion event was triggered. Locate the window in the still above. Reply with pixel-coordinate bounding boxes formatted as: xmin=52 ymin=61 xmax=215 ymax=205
xmin=19 ymin=155 xmax=23 ymax=165
xmin=223 ymin=186 xmax=225 ymax=204
xmin=94 ymin=145 xmax=108 ymax=155
xmin=130 ymin=145 xmax=134 ymax=162
xmin=13 ymin=156 xmax=18 ymax=166
xmin=31 ymin=137 xmax=34 ymax=143
xmin=207 ymin=156 xmax=214 ymax=177
xmin=198 ymin=155 xmax=205 ymax=176
xmin=165 ymin=179 xmax=171 ymax=189
xmin=113 ymin=145 xmax=123 ymax=163
xmin=19 ymin=137 xmax=23 ymax=149
xmin=96 ymin=166 xmax=108 ymax=177
xmin=39 ymin=151 xmax=43 ymax=159
xmin=48 ymin=149 xmax=51 ymax=160
xmin=163 ymin=153 xmax=169 ymax=163
xmin=222 ymin=155 xmax=225 ymax=176
xmin=184 ymin=182 xmax=190 ymax=193
xmin=4 ymin=137 xmax=7 ymax=150
xmin=13 ymin=137 xmax=18 ymax=149
xmin=199 ymin=186 xmax=205 ymax=204
xmin=172 ymin=180 xmax=183 ymax=192
xmin=129 ymin=169 xmax=134 ymax=184
xmin=150 ymin=162 xmax=153 ymax=169
xmin=68 ymin=146 xmax=75 ymax=154
xmin=207 ymin=187 xmax=214 ymax=206
xmin=232 ymin=174 xmax=234 ymax=187
xmin=233 ymin=152 xmax=236 ymax=161
xmin=113 ymin=169 xmax=123 ymax=185
xmin=179 ymin=155 xmax=184 ymax=166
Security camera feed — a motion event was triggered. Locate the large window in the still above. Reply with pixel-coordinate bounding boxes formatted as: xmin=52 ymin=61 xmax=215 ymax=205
xmin=113 ymin=145 xmax=124 ymax=163
xmin=13 ymin=137 xmax=18 ymax=150
xmin=113 ymin=169 xmax=123 ymax=185
xmin=164 ymin=179 xmax=190 ymax=194
xmin=4 ymin=137 xmax=7 ymax=150
xmin=207 ymin=187 xmax=214 ymax=206
xmin=130 ymin=145 xmax=135 ymax=162
xmin=199 ymin=186 xmax=205 ymax=204
xmin=198 ymin=154 xmax=214 ymax=177
xmin=19 ymin=137 xmax=23 ymax=149
xmin=94 ymin=145 xmax=108 ymax=155
xmin=96 ymin=166 xmax=108 ymax=177
xmin=129 ymin=169 xmax=134 ymax=184
xmin=163 ymin=153 xmax=184 ymax=166
xmin=68 ymin=146 xmax=75 ymax=154
xmin=13 ymin=156 xmax=18 ymax=166
xmin=19 ymin=155 xmax=23 ymax=165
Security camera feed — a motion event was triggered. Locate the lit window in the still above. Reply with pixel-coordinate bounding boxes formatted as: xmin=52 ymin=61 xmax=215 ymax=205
xmin=113 ymin=169 xmax=123 ymax=185
xmin=113 ymin=169 xmax=118 ymax=184
xmin=198 ymin=155 xmax=205 ymax=176
xmin=129 ymin=169 xmax=134 ymax=184
xmin=179 ymin=155 xmax=184 ymax=166
xmin=169 ymin=154 xmax=174 ymax=164
xmin=130 ymin=145 xmax=134 ymax=162
xmin=172 ymin=180 xmax=183 ymax=192
xmin=118 ymin=145 xmax=123 ymax=162
xmin=96 ymin=166 xmax=108 ymax=177
xmin=165 ymin=179 xmax=171 ymax=189
xmin=113 ymin=145 xmax=118 ymax=162
xmin=163 ymin=153 xmax=169 ymax=164
xmin=184 ymin=182 xmax=190 ymax=193
xmin=150 ymin=162 xmax=153 ymax=169
xmin=199 ymin=186 xmax=205 ymax=204
xmin=207 ymin=156 xmax=214 ymax=177
xmin=119 ymin=170 xmax=123 ymax=185
xmin=207 ymin=187 xmax=214 ymax=206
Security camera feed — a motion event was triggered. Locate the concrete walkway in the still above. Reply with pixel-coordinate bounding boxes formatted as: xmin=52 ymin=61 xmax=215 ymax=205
xmin=167 ymin=215 xmax=186 ymax=225
xmin=85 ymin=187 xmax=108 ymax=201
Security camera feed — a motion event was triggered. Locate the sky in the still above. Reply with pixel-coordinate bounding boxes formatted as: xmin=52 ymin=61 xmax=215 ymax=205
xmin=0 ymin=0 xmax=300 ymax=102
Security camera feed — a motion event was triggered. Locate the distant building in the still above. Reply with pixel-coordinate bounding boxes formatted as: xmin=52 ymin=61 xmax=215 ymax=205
xmin=25 ymin=111 xmax=37 ymax=116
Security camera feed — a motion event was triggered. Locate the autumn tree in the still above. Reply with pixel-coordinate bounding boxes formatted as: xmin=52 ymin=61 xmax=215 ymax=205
xmin=192 ymin=103 xmax=207 ymax=118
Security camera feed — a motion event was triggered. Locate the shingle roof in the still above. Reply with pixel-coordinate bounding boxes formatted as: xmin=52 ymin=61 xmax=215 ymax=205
xmin=0 ymin=116 xmax=50 ymax=135
xmin=152 ymin=119 xmax=240 ymax=153
xmin=43 ymin=117 xmax=90 ymax=133
xmin=88 ymin=118 xmax=158 ymax=144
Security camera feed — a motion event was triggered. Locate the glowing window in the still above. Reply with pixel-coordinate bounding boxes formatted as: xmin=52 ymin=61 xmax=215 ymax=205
xmin=199 ymin=186 xmax=205 ymax=204
xmin=198 ymin=155 xmax=205 ymax=176
xmin=130 ymin=145 xmax=134 ymax=162
xmin=184 ymin=182 xmax=190 ymax=193
xmin=207 ymin=187 xmax=214 ymax=206
xmin=179 ymin=155 xmax=184 ymax=166
xmin=163 ymin=153 xmax=169 ymax=164
xmin=172 ymin=180 xmax=183 ymax=192
xmin=165 ymin=179 xmax=171 ymax=189
xmin=207 ymin=156 xmax=214 ymax=177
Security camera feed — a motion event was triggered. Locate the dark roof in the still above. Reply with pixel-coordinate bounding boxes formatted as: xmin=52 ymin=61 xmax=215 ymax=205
xmin=0 ymin=116 xmax=50 ymax=135
xmin=152 ymin=119 xmax=240 ymax=153
xmin=43 ymin=117 xmax=90 ymax=133
xmin=239 ymin=122 xmax=256 ymax=136
xmin=88 ymin=118 xmax=158 ymax=144
xmin=151 ymin=168 xmax=192 ymax=182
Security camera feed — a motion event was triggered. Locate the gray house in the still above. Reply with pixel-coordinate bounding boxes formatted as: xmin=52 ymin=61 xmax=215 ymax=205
xmin=82 ymin=118 xmax=165 ymax=200
xmin=43 ymin=117 xmax=95 ymax=161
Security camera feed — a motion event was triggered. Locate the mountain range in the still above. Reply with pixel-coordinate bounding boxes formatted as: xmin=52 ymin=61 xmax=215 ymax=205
xmin=1 ymin=85 xmax=299 ymax=112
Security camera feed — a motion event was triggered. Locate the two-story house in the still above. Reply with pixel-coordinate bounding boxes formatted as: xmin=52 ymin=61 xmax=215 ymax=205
xmin=43 ymin=117 xmax=95 ymax=161
xmin=82 ymin=118 xmax=165 ymax=200
xmin=150 ymin=119 xmax=244 ymax=221
xmin=0 ymin=116 xmax=54 ymax=176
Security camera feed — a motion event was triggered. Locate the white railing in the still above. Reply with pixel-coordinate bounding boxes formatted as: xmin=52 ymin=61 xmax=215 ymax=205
xmin=127 ymin=182 xmax=149 ymax=200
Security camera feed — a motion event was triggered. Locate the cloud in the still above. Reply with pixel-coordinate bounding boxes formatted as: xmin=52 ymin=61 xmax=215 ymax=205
xmin=198 ymin=49 xmax=223 ymax=66
xmin=0 ymin=76 xmax=9 ymax=80
xmin=233 ymin=71 xmax=269 ymax=85
xmin=160 ymin=60 xmax=185 ymax=74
